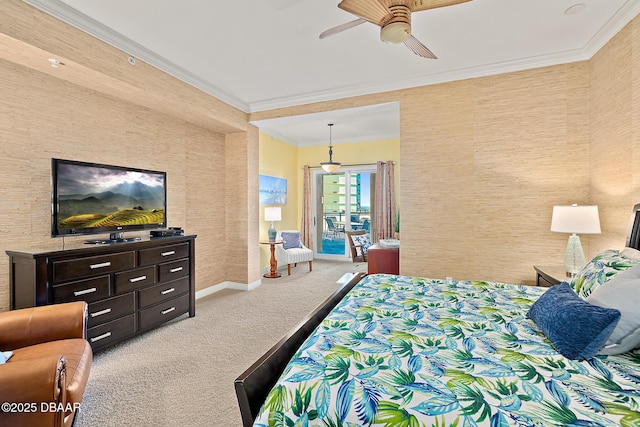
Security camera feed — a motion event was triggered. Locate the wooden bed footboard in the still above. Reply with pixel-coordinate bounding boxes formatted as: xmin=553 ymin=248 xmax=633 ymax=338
xmin=234 ymin=272 xmax=366 ymax=427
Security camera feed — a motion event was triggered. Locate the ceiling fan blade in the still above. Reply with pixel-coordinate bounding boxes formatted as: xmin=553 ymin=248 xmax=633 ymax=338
xmin=411 ymin=0 xmax=472 ymax=12
xmin=404 ymin=35 xmax=437 ymax=59
xmin=338 ymin=0 xmax=392 ymax=26
xmin=319 ymin=18 xmax=367 ymax=39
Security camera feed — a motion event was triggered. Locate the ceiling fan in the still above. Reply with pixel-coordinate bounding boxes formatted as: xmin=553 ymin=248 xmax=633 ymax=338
xmin=320 ymin=0 xmax=472 ymax=59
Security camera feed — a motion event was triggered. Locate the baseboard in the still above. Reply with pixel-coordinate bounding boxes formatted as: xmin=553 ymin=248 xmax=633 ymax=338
xmin=195 ymin=278 xmax=262 ymax=300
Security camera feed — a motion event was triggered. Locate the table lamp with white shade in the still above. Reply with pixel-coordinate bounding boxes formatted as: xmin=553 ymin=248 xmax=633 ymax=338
xmin=264 ymin=207 xmax=282 ymax=242
xmin=551 ymin=204 xmax=601 ymax=277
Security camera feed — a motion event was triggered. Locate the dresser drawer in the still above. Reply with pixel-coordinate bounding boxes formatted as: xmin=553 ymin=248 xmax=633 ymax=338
xmin=139 ymin=242 xmax=189 ymax=266
xmin=53 ymin=252 xmax=135 ymax=282
xmin=158 ymin=258 xmax=189 ymax=282
xmin=87 ymin=293 xmax=136 ymax=328
xmin=88 ymin=314 xmax=136 ymax=351
xmin=139 ymin=293 xmax=189 ymax=331
xmin=53 ymin=275 xmax=110 ymax=304
xmin=115 ymin=266 xmax=156 ymax=294
xmin=138 ymin=277 xmax=189 ymax=309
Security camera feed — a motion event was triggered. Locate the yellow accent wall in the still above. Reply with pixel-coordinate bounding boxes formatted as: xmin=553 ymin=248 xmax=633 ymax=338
xmin=258 ymin=136 xmax=400 ymax=269
xmin=259 ymin=133 xmax=299 ymax=268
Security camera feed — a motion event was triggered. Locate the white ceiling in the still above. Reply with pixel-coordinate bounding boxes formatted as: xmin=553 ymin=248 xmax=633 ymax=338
xmin=23 ymin=0 xmax=640 ymax=146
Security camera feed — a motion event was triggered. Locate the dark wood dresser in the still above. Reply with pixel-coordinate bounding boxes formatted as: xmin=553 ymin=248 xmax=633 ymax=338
xmin=7 ymin=235 xmax=196 ymax=352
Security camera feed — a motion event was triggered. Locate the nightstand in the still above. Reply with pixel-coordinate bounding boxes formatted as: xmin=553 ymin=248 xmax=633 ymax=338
xmin=367 ymin=244 xmax=399 ymax=275
xmin=533 ymin=265 xmax=570 ymax=287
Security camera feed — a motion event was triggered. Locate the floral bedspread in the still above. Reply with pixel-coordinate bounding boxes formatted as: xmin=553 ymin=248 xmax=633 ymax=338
xmin=254 ymin=274 xmax=640 ymax=427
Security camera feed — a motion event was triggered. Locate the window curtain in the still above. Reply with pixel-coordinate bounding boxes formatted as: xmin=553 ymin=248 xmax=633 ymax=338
xmin=373 ymin=161 xmax=396 ymax=243
xmin=301 ymin=165 xmax=313 ymax=249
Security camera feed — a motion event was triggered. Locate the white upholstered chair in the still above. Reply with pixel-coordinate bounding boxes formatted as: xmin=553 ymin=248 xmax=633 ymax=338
xmin=275 ymin=230 xmax=313 ymax=275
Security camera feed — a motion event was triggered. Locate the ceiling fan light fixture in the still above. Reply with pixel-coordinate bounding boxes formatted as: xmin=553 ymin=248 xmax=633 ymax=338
xmin=381 ymin=22 xmax=411 ymax=44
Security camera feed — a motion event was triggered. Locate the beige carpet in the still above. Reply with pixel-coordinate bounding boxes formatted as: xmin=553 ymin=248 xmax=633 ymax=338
xmin=74 ymin=259 xmax=366 ymax=427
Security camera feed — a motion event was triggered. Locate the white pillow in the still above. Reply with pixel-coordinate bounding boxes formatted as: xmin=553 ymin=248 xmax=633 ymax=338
xmin=621 ymin=247 xmax=640 ymax=261
xmin=586 ymin=264 xmax=640 ymax=355
xmin=0 ymin=351 xmax=13 ymax=364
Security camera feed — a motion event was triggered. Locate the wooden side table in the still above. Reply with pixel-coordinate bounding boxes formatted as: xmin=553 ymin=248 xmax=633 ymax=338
xmin=533 ymin=265 xmax=569 ymax=287
xmin=261 ymin=240 xmax=283 ymax=278
xmin=368 ymin=244 xmax=399 ymax=275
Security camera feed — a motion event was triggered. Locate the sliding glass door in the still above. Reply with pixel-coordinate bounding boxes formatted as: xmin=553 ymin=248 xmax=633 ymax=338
xmin=313 ymin=167 xmax=375 ymax=259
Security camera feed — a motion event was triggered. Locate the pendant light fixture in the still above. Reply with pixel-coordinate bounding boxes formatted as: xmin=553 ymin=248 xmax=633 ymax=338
xmin=320 ymin=123 xmax=341 ymax=173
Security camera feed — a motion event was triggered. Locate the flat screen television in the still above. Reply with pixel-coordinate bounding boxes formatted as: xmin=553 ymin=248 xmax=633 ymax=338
xmin=51 ymin=158 xmax=167 ymax=243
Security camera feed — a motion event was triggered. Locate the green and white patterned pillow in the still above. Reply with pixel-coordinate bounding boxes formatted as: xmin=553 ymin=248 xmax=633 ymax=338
xmin=571 ymin=249 xmax=640 ymax=298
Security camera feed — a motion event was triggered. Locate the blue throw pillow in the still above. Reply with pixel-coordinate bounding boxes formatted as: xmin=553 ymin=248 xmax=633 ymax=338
xmin=526 ymin=282 xmax=621 ymax=360
xmin=281 ymin=231 xmax=302 ymax=250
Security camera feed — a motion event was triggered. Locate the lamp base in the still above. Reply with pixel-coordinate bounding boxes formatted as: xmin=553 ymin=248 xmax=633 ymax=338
xmin=564 ymin=234 xmax=586 ymax=277
xmin=268 ymin=223 xmax=277 ymax=242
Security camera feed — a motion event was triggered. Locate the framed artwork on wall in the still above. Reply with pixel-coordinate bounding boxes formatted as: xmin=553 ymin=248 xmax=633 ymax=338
xmin=259 ymin=175 xmax=287 ymax=205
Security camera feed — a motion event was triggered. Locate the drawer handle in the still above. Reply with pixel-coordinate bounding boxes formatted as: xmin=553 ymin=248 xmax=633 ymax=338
xmin=169 ymin=267 xmax=183 ymax=273
xmin=161 ymin=287 xmax=176 ymax=295
xmin=161 ymin=307 xmax=176 ymax=315
xmin=90 ymin=261 xmax=111 ymax=269
xmin=129 ymin=275 xmax=147 ymax=283
xmin=90 ymin=332 xmax=112 ymax=343
xmin=161 ymin=251 xmax=176 ymax=257
xmin=74 ymin=287 xmax=97 ymax=297
xmin=90 ymin=308 xmax=112 ymax=318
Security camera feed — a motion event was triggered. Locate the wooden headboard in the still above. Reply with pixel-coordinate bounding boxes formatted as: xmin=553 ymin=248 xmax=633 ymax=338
xmin=626 ymin=203 xmax=640 ymax=250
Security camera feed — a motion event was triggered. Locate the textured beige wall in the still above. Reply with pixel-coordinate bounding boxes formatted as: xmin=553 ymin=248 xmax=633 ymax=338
xmin=0 ymin=0 xmax=257 ymax=311
xmin=251 ymin=66 xmax=592 ymax=285
xmin=0 ymin=61 xmax=234 ymax=309
xmin=251 ymin=18 xmax=640 ymax=286
xmin=399 ymin=64 xmax=591 ymax=284
xmin=226 ymin=128 xmax=261 ymax=285
xmin=589 ymin=18 xmax=640 ymax=253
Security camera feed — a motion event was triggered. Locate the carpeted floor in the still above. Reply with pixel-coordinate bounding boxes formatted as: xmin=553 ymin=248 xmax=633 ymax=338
xmin=74 ymin=259 xmax=366 ymax=427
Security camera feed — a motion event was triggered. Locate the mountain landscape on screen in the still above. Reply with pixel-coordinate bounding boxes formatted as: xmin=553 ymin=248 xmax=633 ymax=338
xmin=56 ymin=163 xmax=165 ymax=230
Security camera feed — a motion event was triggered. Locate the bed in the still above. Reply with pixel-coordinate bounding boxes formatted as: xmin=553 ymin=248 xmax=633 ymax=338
xmin=235 ymin=204 xmax=640 ymax=427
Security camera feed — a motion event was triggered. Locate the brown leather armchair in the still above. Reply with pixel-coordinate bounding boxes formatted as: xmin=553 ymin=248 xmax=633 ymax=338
xmin=0 ymin=302 xmax=93 ymax=427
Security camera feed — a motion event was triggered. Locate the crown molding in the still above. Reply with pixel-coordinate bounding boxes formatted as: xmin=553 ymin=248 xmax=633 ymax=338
xmin=582 ymin=0 xmax=640 ymax=57
xmin=20 ymin=0 xmax=250 ymax=112
xmin=247 ymin=48 xmax=589 ymax=113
